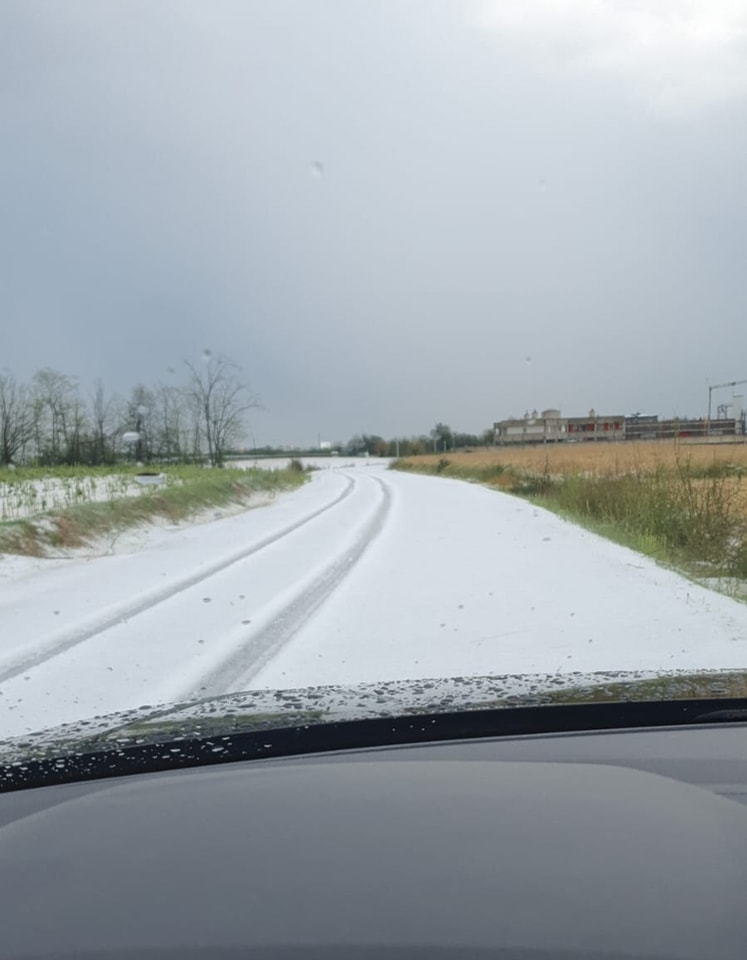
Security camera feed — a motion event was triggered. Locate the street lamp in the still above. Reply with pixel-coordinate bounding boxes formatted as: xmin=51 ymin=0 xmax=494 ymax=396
xmin=122 ymin=431 xmax=140 ymax=463
xmin=135 ymin=405 xmax=147 ymax=462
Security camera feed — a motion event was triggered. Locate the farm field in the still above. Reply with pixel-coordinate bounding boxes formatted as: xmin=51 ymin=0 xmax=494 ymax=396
xmin=408 ymin=439 xmax=747 ymax=478
xmin=0 ymin=468 xmax=173 ymax=522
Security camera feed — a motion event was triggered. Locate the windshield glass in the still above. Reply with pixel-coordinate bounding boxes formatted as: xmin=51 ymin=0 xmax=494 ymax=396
xmin=3 ymin=0 xmax=747 ymax=758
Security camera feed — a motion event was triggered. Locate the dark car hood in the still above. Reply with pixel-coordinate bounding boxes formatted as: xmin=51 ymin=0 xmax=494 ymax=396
xmin=2 ymin=668 xmax=746 ymax=766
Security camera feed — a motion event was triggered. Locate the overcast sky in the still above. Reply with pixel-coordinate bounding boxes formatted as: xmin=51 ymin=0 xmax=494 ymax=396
xmin=3 ymin=1 xmax=747 ymax=445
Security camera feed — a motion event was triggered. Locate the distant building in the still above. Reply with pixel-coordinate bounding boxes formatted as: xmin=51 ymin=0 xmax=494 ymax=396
xmin=625 ymin=415 xmax=743 ymax=440
xmin=566 ymin=411 xmax=624 ymax=440
xmin=494 ymin=409 xmax=624 ymax=445
xmin=493 ymin=409 xmax=565 ymax=445
xmin=493 ymin=409 xmax=743 ymax=445
xmin=623 ymin=415 xmax=659 ymax=441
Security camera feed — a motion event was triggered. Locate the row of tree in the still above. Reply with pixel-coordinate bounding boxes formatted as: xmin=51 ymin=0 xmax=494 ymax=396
xmin=342 ymin=424 xmax=494 ymax=458
xmin=0 ymin=357 xmax=258 ymax=467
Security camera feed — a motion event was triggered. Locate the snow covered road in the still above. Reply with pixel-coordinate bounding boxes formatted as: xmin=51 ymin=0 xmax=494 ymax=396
xmin=2 ymin=463 xmax=747 ymax=738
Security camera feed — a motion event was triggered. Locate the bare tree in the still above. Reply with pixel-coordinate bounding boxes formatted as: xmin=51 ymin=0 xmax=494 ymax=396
xmin=31 ymin=368 xmax=87 ymax=465
xmin=153 ymin=382 xmax=190 ymax=461
xmin=125 ymin=385 xmax=156 ymax=463
xmin=1 ymin=359 xmax=258 ymax=467
xmin=90 ymin=379 xmax=121 ymax=465
xmin=184 ymin=356 xmax=259 ymax=466
xmin=0 ymin=373 xmax=34 ymax=466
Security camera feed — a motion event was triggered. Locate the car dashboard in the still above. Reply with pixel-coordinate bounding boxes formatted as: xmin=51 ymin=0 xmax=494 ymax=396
xmin=1 ymin=722 xmax=747 ymax=959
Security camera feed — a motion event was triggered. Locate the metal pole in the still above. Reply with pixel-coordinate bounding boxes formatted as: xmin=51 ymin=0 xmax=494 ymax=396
xmin=135 ymin=411 xmax=143 ymax=463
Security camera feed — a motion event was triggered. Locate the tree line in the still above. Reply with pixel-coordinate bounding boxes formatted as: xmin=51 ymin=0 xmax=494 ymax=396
xmin=341 ymin=423 xmax=494 ymax=458
xmin=0 ymin=357 xmax=258 ymax=467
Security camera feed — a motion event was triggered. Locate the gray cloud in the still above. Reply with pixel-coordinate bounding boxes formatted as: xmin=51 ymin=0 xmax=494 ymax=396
xmin=3 ymin=0 xmax=747 ymax=445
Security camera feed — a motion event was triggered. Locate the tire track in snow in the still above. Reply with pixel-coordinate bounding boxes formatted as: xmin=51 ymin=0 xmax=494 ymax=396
xmin=188 ymin=475 xmax=393 ymax=698
xmin=0 ymin=474 xmax=357 ymax=685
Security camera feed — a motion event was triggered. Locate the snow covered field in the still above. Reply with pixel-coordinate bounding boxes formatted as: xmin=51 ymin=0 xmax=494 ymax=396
xmin=0 ymin=472 xmax=158 ymax=522
xmin=0 ymin=457 xmax=380 ymax=523
xmin=2 ymin=464 xmax=747 ymax=738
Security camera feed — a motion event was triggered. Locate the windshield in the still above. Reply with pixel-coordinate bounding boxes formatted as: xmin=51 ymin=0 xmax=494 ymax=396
xmin=3 ymin=0 xmax=747 ymax=759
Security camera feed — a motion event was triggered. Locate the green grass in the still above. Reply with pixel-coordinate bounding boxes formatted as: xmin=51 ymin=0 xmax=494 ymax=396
xmin=395 ymin=456 xmax=514 ymax=486
xmin=534 ymin=468 xmax=747 ymax=579
xmin=0 ymin=464 xmax=307 ymax=556
xmin=1 ymin=464 xmax=127 ymax=482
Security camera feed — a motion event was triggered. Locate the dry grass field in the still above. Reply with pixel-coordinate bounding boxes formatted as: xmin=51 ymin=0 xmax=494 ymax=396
xmin=411 ymin=439 xmax=747 ymax=478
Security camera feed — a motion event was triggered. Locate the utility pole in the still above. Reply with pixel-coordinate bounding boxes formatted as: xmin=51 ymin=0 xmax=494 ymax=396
xmin=707 ymin=379 xmax=747 ymax=435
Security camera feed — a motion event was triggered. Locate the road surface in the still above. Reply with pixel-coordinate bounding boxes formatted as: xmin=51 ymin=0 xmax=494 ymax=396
xmin=2 ymin=462 xmax=747 ymax=738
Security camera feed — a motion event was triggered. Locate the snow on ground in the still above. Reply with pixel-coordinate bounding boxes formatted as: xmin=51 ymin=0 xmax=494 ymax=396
xmin=1 ymin=464 xmax=747 ymax=738
xmin=234 ymin=456 xmax=391 ymax=471
xmin=0 ymin=456 xmax=381 ymax=523
xmin=0 ymin=473 xmax=159 ymax=522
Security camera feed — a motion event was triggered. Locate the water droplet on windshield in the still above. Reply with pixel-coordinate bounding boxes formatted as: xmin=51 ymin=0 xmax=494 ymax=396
xmin=202 ymin=597 xmax=212 ymax=603
xmin=311 ymin=160 xmax=324 ymax=178
xmin=525 ymin=355 xmax=532 ymax=364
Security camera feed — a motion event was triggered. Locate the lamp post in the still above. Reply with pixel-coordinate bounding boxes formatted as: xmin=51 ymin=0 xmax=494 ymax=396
xmin=122 ymin=432 xmax=140 ymax=463
xmin=135 ymin=405 xmax=147 ymax=463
